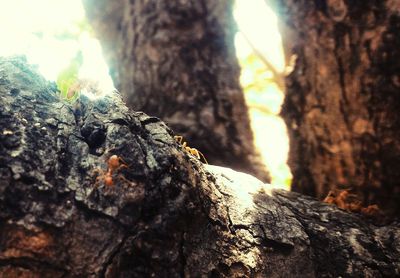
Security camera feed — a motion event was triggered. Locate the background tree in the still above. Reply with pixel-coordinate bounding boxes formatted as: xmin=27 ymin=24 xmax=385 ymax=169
xmin=267 ymin=0 xmax=400 ymax=216
xmin=82 ymin=0 xmax=270 ymax=182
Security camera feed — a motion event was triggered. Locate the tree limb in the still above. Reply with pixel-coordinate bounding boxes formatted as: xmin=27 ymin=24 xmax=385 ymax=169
xmin=0 ymin=57 xmax=399 ymax=277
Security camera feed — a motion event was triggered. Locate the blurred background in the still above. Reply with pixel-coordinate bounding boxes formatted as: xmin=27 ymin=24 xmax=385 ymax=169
xmin=0 ymin=0 xmax=291 ymax=189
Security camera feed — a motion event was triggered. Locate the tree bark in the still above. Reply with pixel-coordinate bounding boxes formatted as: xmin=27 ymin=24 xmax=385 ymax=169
xmin=267 ymin=0 xmax=400 ymax=215
xmin=1 ymin=56 xmax=399 ymax=277
xmin=82 ymin=0 xmax=270 ymax=182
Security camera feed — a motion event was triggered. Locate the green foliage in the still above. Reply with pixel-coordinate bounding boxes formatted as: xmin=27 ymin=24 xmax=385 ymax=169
xmin=54 ymin=17 xmax=94 ymax=102
xmin=57 ymin=51 xmax=83 ymax=101
xmin=240 ymin=53 xmax=274 ymax=90
xmin=53 ymin=19 xmax=94 ymax=40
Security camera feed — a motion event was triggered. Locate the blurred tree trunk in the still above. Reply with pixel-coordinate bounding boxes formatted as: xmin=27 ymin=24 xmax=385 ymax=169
xmin=82 ymin=0 xmax=270 ymax=182
xmin=267 ymin=0 xmax=400 ymax=215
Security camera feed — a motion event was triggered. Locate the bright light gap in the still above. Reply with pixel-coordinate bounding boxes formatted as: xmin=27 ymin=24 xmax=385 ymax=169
xmin=234 ymin=0 xmax=292 ymax=189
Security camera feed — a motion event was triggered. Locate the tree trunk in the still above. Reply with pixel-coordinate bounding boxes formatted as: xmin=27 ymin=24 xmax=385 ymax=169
xmin=82 ymin=0 xmax=270 ymax=182
xmin=1 ymin=56 xmax=399 ymax=277
xmin=268 ymin=0 xmax=400 ymax=215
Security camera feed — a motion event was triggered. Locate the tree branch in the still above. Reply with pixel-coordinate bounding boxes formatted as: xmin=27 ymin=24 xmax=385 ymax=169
xmin=0 ymin=56 xmax=398 ymax=277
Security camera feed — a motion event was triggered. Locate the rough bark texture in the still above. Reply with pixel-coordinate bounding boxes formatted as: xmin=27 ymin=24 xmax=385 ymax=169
xmin=82 ymin=0 xmax=270 ymax=182
xmin=1 ymin=57 xmax=399 ymax=277
xmin=268 ymin=0 xmax=400 ymax=215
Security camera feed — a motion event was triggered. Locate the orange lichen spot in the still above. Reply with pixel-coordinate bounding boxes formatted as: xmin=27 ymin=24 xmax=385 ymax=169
xmin=19 ymin=231 xmax=53 ymax=251
xmin=0 ymin=266 xmax=43 ymax=278
xmin=1 ymin=226 xmax=54 ymax=260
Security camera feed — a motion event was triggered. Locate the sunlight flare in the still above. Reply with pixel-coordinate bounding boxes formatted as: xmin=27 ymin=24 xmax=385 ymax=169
xmin=0 ymin=0 xmax=113 ymax=91
xmin=234 ymin=0 xmax=292 ymax=189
